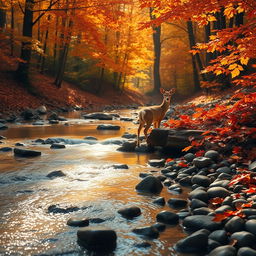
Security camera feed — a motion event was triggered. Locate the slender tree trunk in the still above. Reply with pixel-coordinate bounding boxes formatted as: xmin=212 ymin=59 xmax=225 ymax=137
xmin=53 ymin=16 xmax=59 ymax=70
xmin=16 ymin=0 xmax=35 ymax=84
xmin=235 ymin=12 xmax=244 ymax=27
xmin=0 ymin=1 xmax=6 ymax=29
xmin=41 ymin=15 xmax=51 ymax=73
xmin=10 ymin=1 xmax=14 ymax=56
xmin=150 ymin=7 xmax=161 ymax=93
xmin=187 ymin=20 xmax=206 ymax=89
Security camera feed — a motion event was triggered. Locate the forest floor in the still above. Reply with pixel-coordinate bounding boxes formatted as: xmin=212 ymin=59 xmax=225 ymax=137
xmin=0 ymin=70 xmax=147 ymax=114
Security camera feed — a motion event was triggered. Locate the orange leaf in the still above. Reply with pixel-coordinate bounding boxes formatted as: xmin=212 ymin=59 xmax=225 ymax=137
xmin=182 ymin=145 xmax=193 ymax=152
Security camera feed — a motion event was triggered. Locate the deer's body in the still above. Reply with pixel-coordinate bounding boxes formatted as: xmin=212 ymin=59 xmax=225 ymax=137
xmin=137 ymin=88 xmax=175 ymax=146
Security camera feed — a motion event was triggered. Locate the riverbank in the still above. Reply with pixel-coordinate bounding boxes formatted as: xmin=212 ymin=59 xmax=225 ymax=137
xmin=0 ymin=71 xmax=146 ymax=115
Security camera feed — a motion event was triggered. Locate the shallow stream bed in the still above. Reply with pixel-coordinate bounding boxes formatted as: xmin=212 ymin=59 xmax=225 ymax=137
xmin=0 ymin=110 xmax=188 ymax=256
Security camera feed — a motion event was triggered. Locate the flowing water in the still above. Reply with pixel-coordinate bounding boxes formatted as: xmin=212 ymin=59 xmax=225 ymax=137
xmin=0 ymin=110 xmax=188 ymax=256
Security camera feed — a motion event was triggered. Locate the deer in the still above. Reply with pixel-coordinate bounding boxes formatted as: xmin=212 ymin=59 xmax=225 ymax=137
xmin=137 ymin=88 xmax=176 ymax=146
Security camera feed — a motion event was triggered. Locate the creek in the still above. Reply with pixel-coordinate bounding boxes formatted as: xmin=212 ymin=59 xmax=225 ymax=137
xmin=0 ymin=109 xmax=188 ymax=256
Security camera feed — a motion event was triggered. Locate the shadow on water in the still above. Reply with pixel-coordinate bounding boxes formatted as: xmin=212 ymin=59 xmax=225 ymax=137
xmin=0 ymin=110 xmax=189 ymax=256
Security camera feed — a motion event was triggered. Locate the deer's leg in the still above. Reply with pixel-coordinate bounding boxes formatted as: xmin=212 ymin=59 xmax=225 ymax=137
xmin=137 ymin=122 xmax=144 ymax=146
xmin=144 ymin=122 xmax=152 ymax=144
xmin=157 ymin=120 xmax=161 ymax=128
xmin=153 ymin=122 xmax=158 ymax=129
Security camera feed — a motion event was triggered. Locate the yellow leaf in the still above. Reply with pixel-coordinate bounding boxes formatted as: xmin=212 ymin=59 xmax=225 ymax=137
xmin=231 ymin=68 xmax=240 ymax=78
xmin=228 ymin=63 xmax=237 ymax=70
xmin=221 ymin=59 xmax=228 ymax=65
xmin=207 ymin=15 xmax=217 ymax=22
xmin=237 ymin=65 xmax=244 ymax=71
xmin=240 ymin=57 xmax=249 ymax=65
xmin=215 ymin=70 xmax=223 ymax=76
xmin=182 ymin=146 xmax=193 ymax=152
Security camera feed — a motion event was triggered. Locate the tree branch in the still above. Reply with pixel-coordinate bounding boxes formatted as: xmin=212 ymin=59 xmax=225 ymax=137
xmin=32 ymin=0 xmax=59 ymax=26
xmin=18 ymin=0 xmax=25 ymax=14
xmin=166 ymin=22 xmax=188 ymax=33
xmin=32 ymin=3 xmax=118 ymax=12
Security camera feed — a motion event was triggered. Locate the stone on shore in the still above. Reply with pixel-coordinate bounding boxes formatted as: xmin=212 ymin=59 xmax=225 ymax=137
xmin=135 ymin=176 xmax=163 ymax=194
xmin=67 ymin=218 xmax=89 ymax=227
xmin=208 ymin=245 xmax=236 ymax=256
xmin=156 ymin=210 xmax=179 ymax=225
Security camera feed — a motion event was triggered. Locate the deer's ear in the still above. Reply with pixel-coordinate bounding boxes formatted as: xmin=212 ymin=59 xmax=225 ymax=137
xmin=160 ymin=88 xmax=165 ymax=94
xmin=170 ymin=88 xmax=176 ymax=94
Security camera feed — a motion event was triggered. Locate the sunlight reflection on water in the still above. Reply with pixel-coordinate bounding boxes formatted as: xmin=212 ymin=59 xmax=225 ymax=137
xmin=0 ymin=110 xmax=187 ymax=256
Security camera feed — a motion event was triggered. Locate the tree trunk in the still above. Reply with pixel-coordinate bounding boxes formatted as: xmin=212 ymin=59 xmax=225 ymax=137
xmin=10 ymin=1 xmax=14 ymax=56
xmin=187 ymin=20 xmax=206 ymax=89
xmin=150 ymin=7 xmax=161 ymax=93
xmin=16 ymin=0 xmax=35 ymax=84
xmin=41 ymin=15 xmax=51 ymax=73
xmin=0 ymin=1 xmax=6 ymax=29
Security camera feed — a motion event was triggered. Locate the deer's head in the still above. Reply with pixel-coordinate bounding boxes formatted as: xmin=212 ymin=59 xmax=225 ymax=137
xmin=160 ymin=88 xmax=176 ymax=103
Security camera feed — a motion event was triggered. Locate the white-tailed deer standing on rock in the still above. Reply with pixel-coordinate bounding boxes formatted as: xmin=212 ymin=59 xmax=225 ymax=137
xmin=137 ymin=88 xmax=176 ymax=146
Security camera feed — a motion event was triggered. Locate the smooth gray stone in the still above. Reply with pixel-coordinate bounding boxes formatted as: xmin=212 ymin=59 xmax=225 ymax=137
xmin=117 ymin=206 xmax=141 ymax=219
xmin=208 ymin=245 xmax=236 ymax=256
xmin=183 ymin=215 xmax=221 ymax=231
xmin=156 ymin=210 xmax=179 ymax=225
xmin=135 ymin=176 xmax=163 ymax=194
xmin=14 ymin=148 xmax=41 ymax=157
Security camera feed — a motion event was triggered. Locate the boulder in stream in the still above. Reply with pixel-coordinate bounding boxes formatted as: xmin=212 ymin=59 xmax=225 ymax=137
xmin=135 ymin=176 xmax=163 ymax=194
xmin=14 ymin=148 xmax=41 ymax=157
xmin=0 ymin=123 xmax=8 ymax=130
xmin=77 ymin=226 xmax=117 ymax=253
xmin=97 ymin=124 xmax=120 ymax=130
xmin=47 ymin=170 xmax=66 ymax=178
xmin=83 ymin=112 xmax=113 ymax=120
xmin=118 ymin=206 xmax=141 ymax=219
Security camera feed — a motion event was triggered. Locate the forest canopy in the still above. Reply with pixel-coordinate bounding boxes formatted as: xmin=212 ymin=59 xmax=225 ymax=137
xmin=0 ymin=0 xmax=255 ymax=96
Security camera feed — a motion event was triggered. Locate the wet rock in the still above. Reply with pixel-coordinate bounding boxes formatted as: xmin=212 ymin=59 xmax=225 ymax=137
xmin=67 ymin=218 xmax=89 ymax=227
xmin=168 ymin=184 xmax=182 ymax=194
xmin=230 ymin=231 xmax=256 ymax=247
xmin=183 ymin=215 xmax=221 ymax=232
xmin=0 ymin=147 xmax=12 ymax=152
xmin=36 ymin=105 xmax=47 ymax=115
xmin=225 ymin=216 xmax=245 ymax=233
xmin=97 ymin=124 xmax=120 ymax=130
xmin=208 ymin=239 xmax=222 ymax=251
xmin=210 ymin=180 xmax=230 ymax=188
xmin=183 ymin=153 xmax=195 ymax=162
xmin=34 ymin=138 xmax=45 ymax=143
xmin=0 ymin=135 xmax=6 ymax=139
xmin=245 ymin=219 xmax=256 ymax=236
xmin=152 ymin=197 xmax=165 ymax=206
xmin=32 ymin=120 xmax=45 ymax=125
xmin=151 ymin=223 xmax=166 ymax=232
xmin=190 ymin=199 xmax=208 ymax=209
xmin=177 ymin=211 xmax=190 ymax=219
xmin=207 ymin=187 xmax=230 ymax=198
xmin=121 ymin=133 xmax=137 ymax=139
xmin=117 ymin=140 xmax=136 ymax=152
xmin=15 ymin=142 xmax=24 ymax=146
xmin=77 ymin=226 xmax=117 ymax=252
xmin=120 ymin=117 xmax=133 ymax=121
xmin=242 ymin=209 xmax=256 ymax=217
xmin=48 ymin=204 xmax=79 ymax=214
xmin=49 ymin=120 xmax=59 ymax=124
xmin=132 ymin=226 xmax=159 ymax=239
xmin=48 ymin=112 xmax=59 ymax=120
xmin=45 ymin=137 xmax=96 ymax=145
xmin=179 ymin=176 xmax=192 ymax=186
xmin=139 ymin=173 xmax=152 ymax=178
xmin=156 ymin=210 xmax=179 ymax=225
xmin=215 ymin=205 xmax=233 ymax=214
xmin=58 ymin=116 xmax=67 ymax=121
xmin=238 ymin=247 xmax=256 ymax=256
xmin=14 ymin=148 xmax=41 ymax=157
xmin=50 ymin=143 xmax=66 ymax=149
xmin=135 ymin=176 xmax=163 ymax=194
xmin=0 ymin=123 xmax=8 ymax=129
xmin=83 ymin=112 xmax=113 ymax=120
xmin=117 ymin=206 xmax=141 ymax=219
xmin=249 ymin=161 xmax=256 ymax=172
xmin=84 ymin=136 xmax=98 ymax=140
xmin=112 ymin=164 xmax=129 ymax=169
xmin=193 ymin=157 xmax=212 ymax=168
xmin=216 ymin=166 xmax=232 ymax=174
xmin=47 ymin=170 xmax=66 ymax=178
xmin=89 ymin=218 xmax=106 ymax=224
xmin=209 ymin=230 xmax=229 ymax=245
xmin=191 ymin=175 xmax=211 ymax=187
xmin=21 ymin=108 xmax=35 ymax=120
xmin=204 ymin=150 xmax=220 ymax=161
xmin=208 ymin=245 xmax=236 ymax=256
xmin=189 ymin=189 xmax=208 ymax=202
xmin=167 ymin=198 xmax=187 ymax=209
xmin=148 ymin=159 xmax=166 ymax=168
xmin=175 ymin=229 xmax=209 ymax=254
xmin=163 ymin=179 xmax=173 ymax=187
xmin=193 ymin=207 xmax=213 ymax=215
xmin=134 ymin=242 xmax=152 ymax=248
